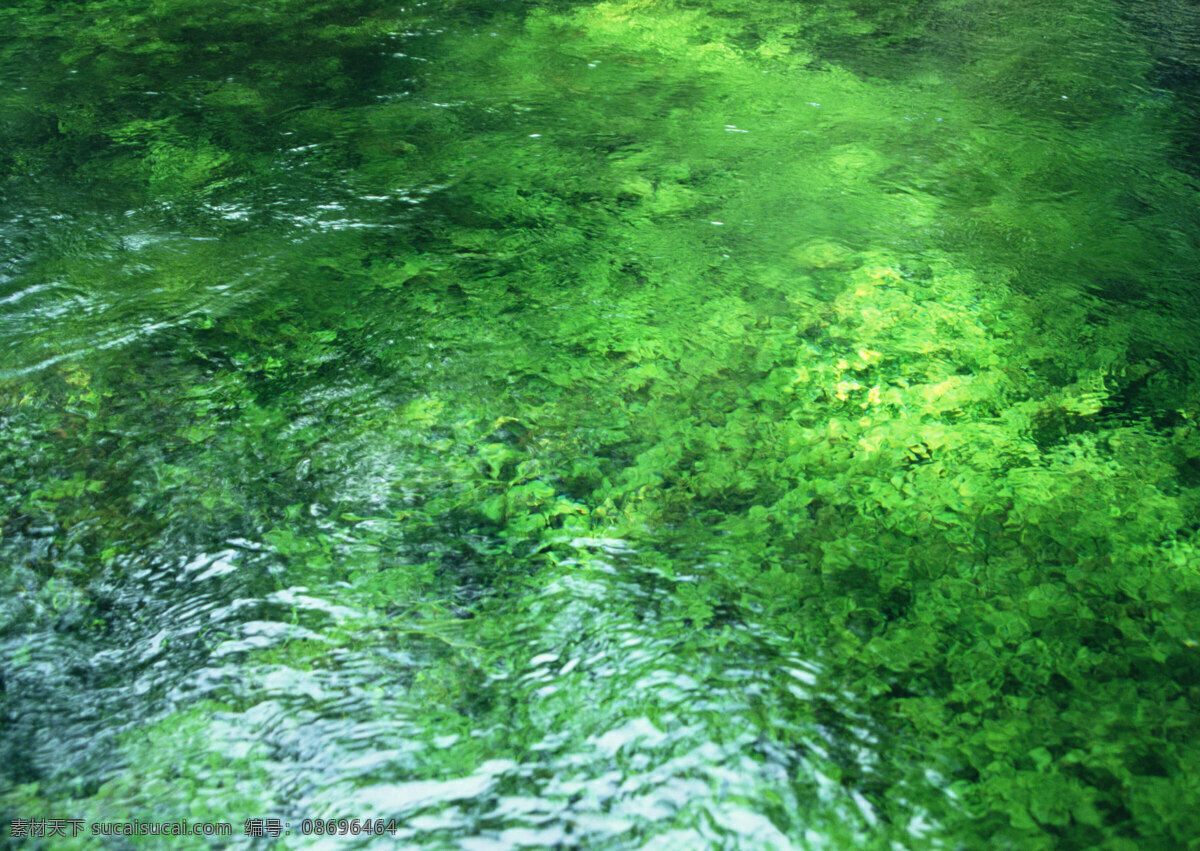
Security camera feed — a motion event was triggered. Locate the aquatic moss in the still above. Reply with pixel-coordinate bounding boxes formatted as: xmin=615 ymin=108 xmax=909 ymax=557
xmin=3 ymin=0 xmax=1200 ymax=847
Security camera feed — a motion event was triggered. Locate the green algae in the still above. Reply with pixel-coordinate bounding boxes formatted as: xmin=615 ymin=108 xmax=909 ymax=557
xmin=4 ymin=0 xmax=1200 ymax=848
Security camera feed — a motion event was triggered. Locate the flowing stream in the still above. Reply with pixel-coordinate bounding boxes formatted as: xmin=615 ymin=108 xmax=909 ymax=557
xmin=3 ymin=0 xmax=1200 ymax=848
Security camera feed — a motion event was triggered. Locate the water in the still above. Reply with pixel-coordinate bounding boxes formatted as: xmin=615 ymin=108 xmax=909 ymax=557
xmin=3 ymin=0 xmax=1200 ymax=847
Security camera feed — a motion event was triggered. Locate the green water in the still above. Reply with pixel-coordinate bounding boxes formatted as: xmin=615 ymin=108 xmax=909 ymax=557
xmin=3 ymin=0 xmax=1200 ymax=847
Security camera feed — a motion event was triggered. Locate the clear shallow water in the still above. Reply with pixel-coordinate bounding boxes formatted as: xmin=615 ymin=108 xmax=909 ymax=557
xmin=3 ymin=0 xmax=1200 ymax=848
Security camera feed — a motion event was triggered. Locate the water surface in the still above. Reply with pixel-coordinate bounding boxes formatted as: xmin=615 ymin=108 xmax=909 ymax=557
xmin=3 ymin=0 xmax=1200 ymax=848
